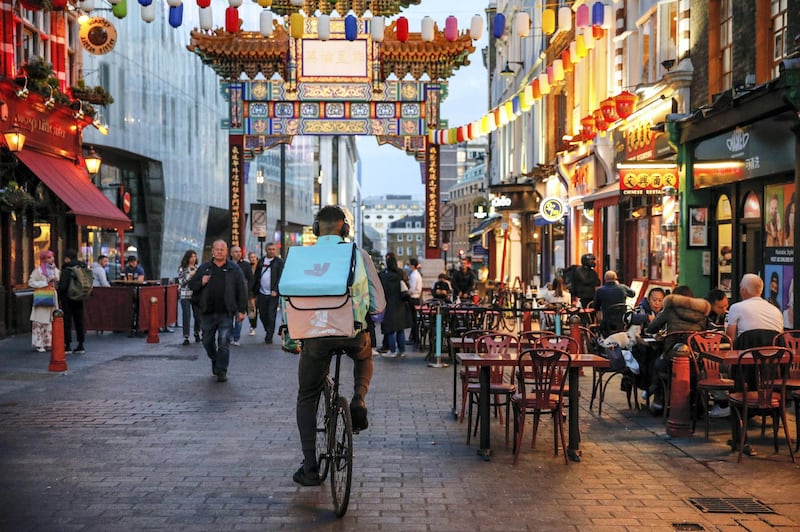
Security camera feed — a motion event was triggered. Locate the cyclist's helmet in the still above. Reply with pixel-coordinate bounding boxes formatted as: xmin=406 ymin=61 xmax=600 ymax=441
xmin=581 ymin=253 xmax=597 ymax=267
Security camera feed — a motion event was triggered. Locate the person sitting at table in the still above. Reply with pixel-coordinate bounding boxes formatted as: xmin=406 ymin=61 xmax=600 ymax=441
xmin=644 ymin=285 xmax=711 ymax=413
xmin=122 ymin=255 xmax=145 ymax=282
xmin=543 ymin=276 xmax=571 ymax=307
xmin=626 ymin=287 xmax=665 ymax=326
xmin=431 ymin=273 xmax=452 ymax=303
xmin=706 ymin=289 xmax=729 ymax=330
xmin=725 ymin=273 xmax=784 ymax=349
xmin=594 ymin=271 xmax=635 ymax=336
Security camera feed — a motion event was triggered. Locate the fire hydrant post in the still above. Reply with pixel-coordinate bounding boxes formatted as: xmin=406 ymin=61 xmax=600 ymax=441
xmin=667 ymin=343 xmax=693 ymax=438
xmin=49 ymin=309 xmax=67 ymax=372
xmin=147 ymin=296 xmax=160 ymax=344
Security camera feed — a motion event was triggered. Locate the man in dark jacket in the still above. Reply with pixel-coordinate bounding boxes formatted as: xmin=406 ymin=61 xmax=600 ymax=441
xmin=569 ymin=253 xmax=601 ymax=308
xmin=229 ymin=245 xmax=253 ymax=346
xmin=57 ymin=249 xmax=87 ymax=354
xmin=252 ymin=242 xmax=284 ymax=344
xmin=594 ymin=270 xmax=635 ymax=335
xmin=188 ymin=240 xmax=247 ymax=382
xmin=451 ymin=256 xmax=476 ymax=301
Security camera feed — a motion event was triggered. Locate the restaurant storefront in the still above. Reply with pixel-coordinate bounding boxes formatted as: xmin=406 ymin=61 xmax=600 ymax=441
xmin=0 ymin=80 xmax=129 ymax=337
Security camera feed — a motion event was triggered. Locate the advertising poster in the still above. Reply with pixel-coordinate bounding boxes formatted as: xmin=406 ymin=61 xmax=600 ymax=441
xmin=764 ymin=184 xmax=795 ymax=327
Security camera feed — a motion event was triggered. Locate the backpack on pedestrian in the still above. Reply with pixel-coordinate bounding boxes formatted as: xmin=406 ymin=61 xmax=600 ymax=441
xmin=68 ymin=264 xmax=94 ymax=301
xmin=279 ymin=242 xmax=363 ymax=339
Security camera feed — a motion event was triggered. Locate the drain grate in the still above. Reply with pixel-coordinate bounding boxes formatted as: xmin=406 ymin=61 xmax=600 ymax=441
xmin=687 ymin=497 xmax=776 ymax=514
xmin=117 ymin=355 xmax=198 ymax=362
xmin=672 ymin=523 xmax=704 ymax=531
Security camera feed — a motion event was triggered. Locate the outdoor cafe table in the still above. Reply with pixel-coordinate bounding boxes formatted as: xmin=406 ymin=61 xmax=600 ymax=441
xmin=455 ymin=351 xmax=610 ymax=462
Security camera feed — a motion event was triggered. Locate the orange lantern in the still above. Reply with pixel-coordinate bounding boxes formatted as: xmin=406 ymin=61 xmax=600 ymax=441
xmin=580 ymin=115 xmax=596 ymax=140
xmin=600 ymin=97 xmax=618 ymax=122
xmin=531 ymin=78 xmax=541 ymax=99
xmin=593 ymin=109 xmax=608 ymax=132
xmin=592 ymin=25 xmax=604 ymax=40
xmin=615 ymin=90 xmax=638 ymax=119
xmin=561 ymin=50 xmax=572 ymax=72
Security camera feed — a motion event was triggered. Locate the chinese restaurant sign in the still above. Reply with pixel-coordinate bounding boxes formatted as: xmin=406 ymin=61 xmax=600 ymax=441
xmin=619 ymin=165 xmax=679 ymax=196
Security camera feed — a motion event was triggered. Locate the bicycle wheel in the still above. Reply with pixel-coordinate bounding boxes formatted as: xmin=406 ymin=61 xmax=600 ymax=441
xmin=329 ymin=396 xmax=353 ymax=518
xmin=315 ymin=378 xmax=332 ymax=482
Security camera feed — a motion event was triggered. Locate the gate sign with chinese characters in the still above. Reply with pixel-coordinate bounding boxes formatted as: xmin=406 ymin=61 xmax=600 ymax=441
xmin=618 ymin=163 xmax=679 ymax=196
xmin=540 ymin=196 xmax=566 ymax=223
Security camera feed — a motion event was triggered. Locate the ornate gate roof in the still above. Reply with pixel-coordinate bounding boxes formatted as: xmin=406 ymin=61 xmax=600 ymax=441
xmin=264 ymin=0 xmax=422 ymax=17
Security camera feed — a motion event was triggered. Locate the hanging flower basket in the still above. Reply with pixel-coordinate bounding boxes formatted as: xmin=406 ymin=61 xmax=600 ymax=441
xmin=0 ymin=182 xmax=37 ymax=211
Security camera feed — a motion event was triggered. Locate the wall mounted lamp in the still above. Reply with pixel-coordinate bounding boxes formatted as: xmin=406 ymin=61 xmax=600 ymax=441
xmin=3 ymin=121 xmax=27 ymax=153
xmin=84 ymin=146 xmax=101 ymax=175
xmin=500 ymin=61 xmax=524 ymax=77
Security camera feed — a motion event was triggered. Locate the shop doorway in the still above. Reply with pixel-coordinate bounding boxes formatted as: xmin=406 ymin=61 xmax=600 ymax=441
xmin=738 ymin=222 xmax=763 ymax=278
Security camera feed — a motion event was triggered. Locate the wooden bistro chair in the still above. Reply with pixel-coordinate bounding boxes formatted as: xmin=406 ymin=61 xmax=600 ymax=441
xmin=792 ymin=389 xmax=800 ymax=452
xmin=727 ymin=346 xmax=795 ymax=464
xmin=511 ymin=347 xmax=571 ymax=465
xmin=518 ymin=330 xmax=556 ymax=352
xmin=534 ymin=335 xmax=579 ymax=403
xmin=775 ymin=331 xmax=800 ymax=451
xmin=688 ymin=331 xmax=734 ymax=439
xmin=583 ymin=326 xmax=638 ymax=415
xmin=466 ymin=332 xmax=519 ymax=449
xmin=458 ymin=329 xmax=489 ymax=423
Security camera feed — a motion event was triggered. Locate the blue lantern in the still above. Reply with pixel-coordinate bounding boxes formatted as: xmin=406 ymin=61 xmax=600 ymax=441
xmin=344 ymin=14 xmax=357 ymax=41
xmin=137 ymin=0 xmax=151 ymax=6
xmin=592 ymin=1 xmax=605 ymax=27
xmin=169 ymin=4 xmax=183 ymax=27
xmin=493 ymin=13 xmax=505 ymax=39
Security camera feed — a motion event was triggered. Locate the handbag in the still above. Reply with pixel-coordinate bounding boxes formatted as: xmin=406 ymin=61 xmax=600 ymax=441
xmin=33 ymin=287 xmax=56 ymax=307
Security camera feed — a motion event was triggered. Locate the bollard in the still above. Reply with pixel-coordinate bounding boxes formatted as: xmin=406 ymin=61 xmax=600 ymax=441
xmin=667 ymin=343 xmax=693 ymax=438
xmin=146 ymin=296 xmax=160 ymax=344
xmin=49 ymin=309 xmax=67 ymax=372
xmin=428 ymin=304 xmax=448 ymax=368
xmin=569 ymin=314 xmax=582 ymax=350
xmin=522 ymin=310 xmax=531 ymax=332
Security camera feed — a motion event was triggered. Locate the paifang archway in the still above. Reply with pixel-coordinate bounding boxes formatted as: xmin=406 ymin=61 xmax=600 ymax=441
xmin=188 ymin=2 xmax=474 ymax=258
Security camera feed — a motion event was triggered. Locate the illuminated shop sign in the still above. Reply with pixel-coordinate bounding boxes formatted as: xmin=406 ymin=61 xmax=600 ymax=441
xmin=618 ymin=162 xmax=678 ymax=196
xmin=425 ymin=142 xmax=440 ymax=249
xmin=540 ymin=196 xmax=566 ymax=222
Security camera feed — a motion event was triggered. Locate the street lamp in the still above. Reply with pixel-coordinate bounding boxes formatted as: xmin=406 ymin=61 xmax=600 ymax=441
xmin=256 ymin=168 xmax=265 ymax=201
xmin=3 ymin=121 xmax=26 ymax=153
xmin=84 ymin=146 xmax=102 ymax=175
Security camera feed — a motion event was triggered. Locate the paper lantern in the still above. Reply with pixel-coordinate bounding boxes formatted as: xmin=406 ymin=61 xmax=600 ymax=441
xmin=493 ymin=13 xmax=505 ymax=39
xmin=615 ymin=91 xmax=638 ymax=119
xmin=539 ymin=73 xmax=550 ymax=95
xmin=600 ymin=97 xmax=618 ymax=122
xmin=511 ymin=97 xmax=521 ymax=116
xmin=317 ymin=14 xmax=330 ymax=40
xmin=344 ymin=14 xmax=357 ymax=40
xmin=196 ymin=0 xmax=209 ymax=8
xmin=228 ymin=0 xmax=242 ymax=7
xmin=421 ymin=16 xmax=434 ymax=42
xmin=532 ymin=78 xmax=541 ymax=99
xmin=522 ymin=85 xmax=534 ymax=108
xmin=112 ymin=0 xmax=127 ymax=18
xmin=505 ymin=100 xmax=515 ymax=119
xmin=135 ymin=0 xmax=148 ymax=6
xmin=576 ymin=4 xmax=589 ymax=28
xmin=580 ymin=115 xmax=596 ymax=139
xmin=396 ymin=16 xmax=409 ymax=42
xmin=470 ymin=14 xmax=483 ymax=40
xmin=553 ymin=59 xmax=564 ymax=81
xmin=290 ymin=12 xmax=304 ymax=39
xmin=428 ymin=131 xmax=436 ymax=145
xmin=487 ymin=112 xmax=497 ymax=132
xmin=371 ymin=16 xmax=385 ymax=42
xmin=542 ymin=9 xmax=555 ymax=35
xmin=561 ymin=50 xmax=572 ymax=71
xmin=602 ymin=5 xmax=613 ymax=30
xmin=80 ymin=0 xmax=95 ymax=9
xmin=558 ymin=6 xmax=571 ymax=32
xmin=480 ymin=115 xmax=491 ymax=133
xmin=592 ymin=1 xmax=605 ymax=26
xmin=569 ymin=41 xmax=579 ymax=63
xmin=593 ymin=25 xmax=604 ymax=40
xmin=198 ymin=5 xmax=212 ymax=29
xmin=256 ymin=0 xmax=271 ymax=6
xmin=547 ymin=65 xmax=554 ymax=85
xmin=141 ymin=2 xmax=155 ymax=21
xmin=260 ymin=9 xmax=273 ymax=36
xmin=166 ymin=0 xmax=180 ymax=7
xmin=593 ymin=109 xmax=608 ymax=132
xmin=457 ymin=127 xmax=466 ymax=143
xmin=445 ymin=15 xmax=458 ymax=41
xmin=225 ymin=6 xmax=239 ymax=32
xmin=168 ymin=4 xmax=183 ymax=26
xmin=583 ymin=27 xmax=595 ymax=49
xmin=515 ymin=12 xmax=530 ymax=37
xmin=576 ymin=35 xmax=587 ymax=58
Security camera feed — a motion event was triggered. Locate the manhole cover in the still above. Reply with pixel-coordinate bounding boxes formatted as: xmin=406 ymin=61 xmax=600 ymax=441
xmin=687 ymin=497 xmax=776 ymax=514
xmin=672 ymin=523 xmax=704 ymax=531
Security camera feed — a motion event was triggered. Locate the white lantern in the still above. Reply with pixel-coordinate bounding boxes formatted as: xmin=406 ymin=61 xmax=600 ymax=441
xmin=228 ymin=0 xmax=242 ymax=7
xmin=514 ymin=12 xmax=530 ymax=38
xmin=553 ymin=59 xmax=564 ymax=81
xmin=602 ymin=5 xmax=613 ymax=30
xmin=583 ymin=26 xmax=595 ymax=50
xmin=317 ymin=14 xmax=330 ymax=40
xmin=569 ymin=41 xmax=578 ymax=63
xmin=260 ymin=10 xmax=273 ymax=36
xmin=141 ymin=2 xmax=155 ymax=22
xmin=166 ymin=0 xmax=181 ymax=7
xmin=79 ymin=0 xmax=95 ymax=11
xmin=199 ymin=6 xmax=212 ymax=30
xmin=522 ymin=85 xmax=533 ymax=109
xmin=539 ymin=73 xmax=550 ymax=94
xmin=371 ymin=16 xmax=385 ymax=42
xmin=421 ymin=16 xmax=434 ymax=42
xmin=558 ymin=6 xmax=571 ymax=33
xmin=470 ymin=14 xmax=483 ymax=40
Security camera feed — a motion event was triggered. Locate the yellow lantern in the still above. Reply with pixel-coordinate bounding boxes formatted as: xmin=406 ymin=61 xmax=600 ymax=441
xmin=290 ymin=12 xmax=304 ymax=39
xmin=256 ymin=0 xmax=271 ymax=6
xmin=576 ymin=34 xmax=587 ymax=58
xmin=542 ymin=8 xmax=555 ymax=35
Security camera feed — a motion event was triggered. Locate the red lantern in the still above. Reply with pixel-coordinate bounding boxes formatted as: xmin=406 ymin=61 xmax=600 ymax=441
xmin=593 ymin=109 xmax=608 ymax=132
xmin=531 ymin=78 xmax=541 ymax=99
xmin=580 ymin=115 xmax=596 ymax=140
xmin=51 ymin=0 xmax=68 ymax=10
xmin=396 ymin=16 xmax=409 ymax=42
xmin=615 ymin=91 xmax=637 ymax=119
xmin=196 ymin=0 xmax=210 ymax=7
xmin=600 ymin=97 xmax=618 ymax=122
xmin=225 ymin=6 xmax=239 ymax=32
xmin=561 ymin=50 xmax=572 ymax=72
xmin=592 ymin=25 xmax=604 ymax=40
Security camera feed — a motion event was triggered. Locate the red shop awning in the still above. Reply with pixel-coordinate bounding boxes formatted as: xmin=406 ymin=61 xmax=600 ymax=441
xmin=17 ymin=150 xmax=130 ymax=231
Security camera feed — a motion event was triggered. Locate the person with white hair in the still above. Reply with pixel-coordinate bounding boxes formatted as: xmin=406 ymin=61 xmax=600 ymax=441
xmin=726 ymin=273 xmax=784 ymax=347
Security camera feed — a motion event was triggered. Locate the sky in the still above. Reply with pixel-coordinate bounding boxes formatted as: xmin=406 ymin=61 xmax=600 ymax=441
xmin=358 ymin=1 xmax=490 ymax=198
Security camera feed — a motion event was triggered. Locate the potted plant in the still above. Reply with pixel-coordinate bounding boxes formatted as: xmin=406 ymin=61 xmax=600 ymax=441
xmin=70 ymin=79 xmax=114 ymax=106
xmin=0 ymin=181 xmax=37 ymax=211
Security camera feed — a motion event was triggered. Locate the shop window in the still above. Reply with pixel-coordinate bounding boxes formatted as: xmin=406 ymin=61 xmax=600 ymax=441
xmin=771 ymin=0 xmax=788 ymax=78
xmin=743 ymin=192 xmax=761 ymax=219
xmin=396 ymin=234 xmax=402 ymax=242
xmin=720 ymin=0 xmax=733 ymax=90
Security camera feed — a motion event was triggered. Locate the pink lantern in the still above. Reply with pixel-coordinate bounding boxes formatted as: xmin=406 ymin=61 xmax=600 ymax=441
xmin=575 ymin=4 xmax=589 ymax=28
xmin=445 ymin=16 xmax=458 ymax=42
xmin=396 ymin=16 xmax=409 ymax=42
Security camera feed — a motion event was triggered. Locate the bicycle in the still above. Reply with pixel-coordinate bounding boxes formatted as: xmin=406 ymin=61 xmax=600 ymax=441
xmin=314 ymin=347 xmax=354 ymax=518
xmin=489 ymin=283 xmax=516 ymax=332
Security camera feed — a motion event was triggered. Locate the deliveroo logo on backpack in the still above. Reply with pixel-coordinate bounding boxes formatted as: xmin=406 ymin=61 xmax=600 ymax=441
xmin=305 ymin=263 xmax=330 ymax=276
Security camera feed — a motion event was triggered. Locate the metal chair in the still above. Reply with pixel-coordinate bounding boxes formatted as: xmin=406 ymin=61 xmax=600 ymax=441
xmin=585 ymin=326 xmax=639 ymax=415
xmin=688 ymin=331 xmax=734 ymax=438
xmin=511 ymin=347 xmax=571 ymax=465
xmin=727 ymin=346 xmax=795 ymax=464
xmin=458 ymin=329 xmax=490 ymax=423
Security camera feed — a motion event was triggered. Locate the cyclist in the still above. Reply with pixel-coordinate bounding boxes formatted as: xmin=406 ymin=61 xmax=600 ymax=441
xmin=451 ymin=256 xmax=476 ymax=301
xmin=292 ymin=205 xmax=385 ymax=487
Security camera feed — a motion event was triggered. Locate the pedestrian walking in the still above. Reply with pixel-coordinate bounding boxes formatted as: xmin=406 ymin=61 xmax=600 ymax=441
xmin=229 ymin=245 xmax=253 ymax=346
xmin=407 ymin=257 xmax=423 ymax=344
xmin=177 ymin=249 xmax=201 ymax=345
xmin=28 ymin=249 xmax=60 ymax=352
xmin=188 ymin=240 xmax=247 ymax=382
xmin=57 ymin=250 xmax=87 ymax=354
xmin=246 ymin=251 xmax=259 ymax=336
xmin=252 ymin=242 xmax=284 ymax=344
xmin=379 ymin=254 xmax=412 ymax=358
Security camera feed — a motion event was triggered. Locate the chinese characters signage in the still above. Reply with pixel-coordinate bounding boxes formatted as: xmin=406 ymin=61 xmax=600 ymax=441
xmin=425 ymin=142 xmax=440 ymax=253
xmin=619 ymin=164 xmax=678 ymax=196
xmin=230 ymin=135 xmax=244 ymax=247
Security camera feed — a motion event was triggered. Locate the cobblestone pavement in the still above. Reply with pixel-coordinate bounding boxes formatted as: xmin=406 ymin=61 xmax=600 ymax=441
xmin=1 ymin=328 xmax=798 ymax=531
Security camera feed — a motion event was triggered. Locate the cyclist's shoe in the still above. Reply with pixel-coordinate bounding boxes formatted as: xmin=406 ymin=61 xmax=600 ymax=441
xmin=293 ymin=464 xmax=322 ymax=487
xmin=350 ymin=395 xmax=369 ymax=433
